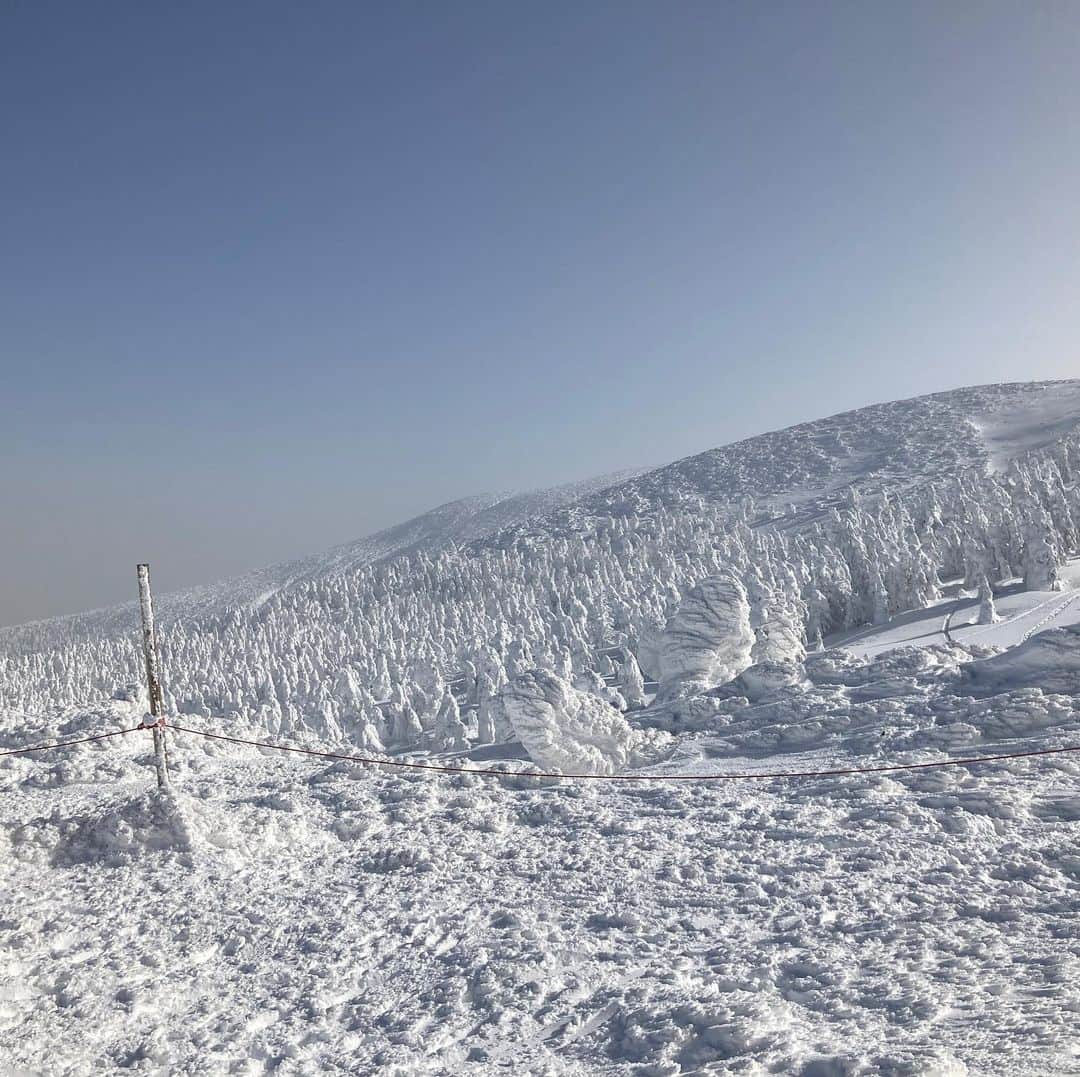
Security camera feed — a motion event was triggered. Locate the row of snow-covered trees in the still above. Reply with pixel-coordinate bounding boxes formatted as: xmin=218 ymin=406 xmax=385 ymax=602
xmin=2 ymin=436 xmax=1078 ymax=749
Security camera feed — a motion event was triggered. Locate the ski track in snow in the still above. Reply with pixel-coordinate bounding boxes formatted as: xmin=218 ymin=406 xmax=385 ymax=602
xmin=838 ymin=562 xmax=1080 ymax=660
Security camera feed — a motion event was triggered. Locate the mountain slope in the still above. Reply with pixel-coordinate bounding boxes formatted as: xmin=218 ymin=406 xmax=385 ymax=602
xmin=546 ymin=379 xmax=1080 ymax=521
xmin=0 ymin=471 xmax=644 ymax=644
xmin=2 ymin=380 xmax=1079 ymax=743
xmin=5 ymin=380 xmax=1078 ymax=645
xmin=5 ymin=380 xmax=1080 ymax=1074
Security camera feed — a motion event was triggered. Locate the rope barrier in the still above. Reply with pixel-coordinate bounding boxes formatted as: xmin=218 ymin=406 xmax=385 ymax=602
xmin=169 ymin=723 xmax=1080 ymax=782
xmin=0 ymin=725 xmax=144 ymax=757
xmin=5 ymin=719 xmax=1078 ymax=783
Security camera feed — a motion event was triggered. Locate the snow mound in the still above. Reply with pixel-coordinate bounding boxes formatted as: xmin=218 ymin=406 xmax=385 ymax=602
xmin=54 ymin=789 xmax=196 ymax=867
xmin=657 ymin=573 xmax=754 ymax=700
xmin=960 ymin=624 xmax=1080 ymax=697
xmin=500 ymin=669 xmax=668 ymax=775
xmin=736 ymin=660 xmax=808 ymax=701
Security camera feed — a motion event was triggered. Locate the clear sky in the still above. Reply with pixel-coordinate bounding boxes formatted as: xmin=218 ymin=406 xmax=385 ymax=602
xmin=3 ymin=2 xmax=1079 ymax=625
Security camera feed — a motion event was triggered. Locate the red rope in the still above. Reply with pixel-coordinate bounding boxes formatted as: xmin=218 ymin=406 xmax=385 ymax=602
xmin=0 ymin=726 xmax=144 ymax=757
xmin=170 ymin=723 xmax=1080 ymax=782
xmin=3 ymin=718 xmax=1076 ymax=781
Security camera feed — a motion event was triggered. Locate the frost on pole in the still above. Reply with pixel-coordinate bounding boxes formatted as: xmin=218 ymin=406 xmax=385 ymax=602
xmin=137 ymin=563 xmax=171 ymax=789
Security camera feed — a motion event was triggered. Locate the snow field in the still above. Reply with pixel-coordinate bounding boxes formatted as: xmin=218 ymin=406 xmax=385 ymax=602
xmin=4 ymin=626 xmax=1080 ymax=1076
xmin=3 ymin=747 xmax=1078 ymax=1074
xmin=837 ymin=561 xmax=1080 ymax=661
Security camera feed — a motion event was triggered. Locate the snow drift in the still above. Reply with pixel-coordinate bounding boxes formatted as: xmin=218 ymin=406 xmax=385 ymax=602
xmin=960 ymin=623 xmax=1080 ymax=697
xmin=53 ymin=789 xmax=195 ymax=868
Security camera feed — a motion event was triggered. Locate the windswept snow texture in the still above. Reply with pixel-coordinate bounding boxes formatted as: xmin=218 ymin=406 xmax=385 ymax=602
xmin=4 ymin=627 xmax=1080 ymax=1073
xmin=656 ymin=574 xmax=755 ymax=699
xmin=975 ymin=381 xmax=1080 ymax=472
xmin=961 ymin=623 xmax=1080 ymax=696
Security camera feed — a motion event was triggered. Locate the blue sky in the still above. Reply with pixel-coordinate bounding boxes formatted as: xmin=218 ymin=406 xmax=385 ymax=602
xmin=3 ymin=2 xmax=1079 ymax=623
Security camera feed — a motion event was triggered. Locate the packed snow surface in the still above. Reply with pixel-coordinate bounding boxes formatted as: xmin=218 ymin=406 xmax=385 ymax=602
xmin=975 ymin=381 xmax=1080 ymax=472
xmin=961 ymin=624 xmax=1080 ymax=697
xmin=836 ymin=561 xmax=1080 ymax=660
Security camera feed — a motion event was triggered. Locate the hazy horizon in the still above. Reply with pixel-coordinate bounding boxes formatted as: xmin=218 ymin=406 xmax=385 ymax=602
xmin=4 ymin=3 xmax=1080 ymax=624
xmin=5 ymin=375 xmax=1078 ymax=627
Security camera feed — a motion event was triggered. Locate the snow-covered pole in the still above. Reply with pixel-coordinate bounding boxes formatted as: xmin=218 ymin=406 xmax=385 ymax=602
xmin=137 ymin=563 xmax=171 ymax=789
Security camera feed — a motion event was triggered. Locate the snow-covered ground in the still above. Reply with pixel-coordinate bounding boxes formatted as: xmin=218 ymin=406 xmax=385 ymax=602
xmin=4 ymin=379 xmax=1080 ymax=1073
xmin=835 ymin=561 xmax=1080 ymax=660
xmin=975 ymin=381 xmax=1080 ymax=473
xmin=3 ymin=628 xmax=1080 ymax=1074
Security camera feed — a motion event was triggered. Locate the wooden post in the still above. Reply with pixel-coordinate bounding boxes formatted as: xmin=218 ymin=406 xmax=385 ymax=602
xmin=137 ymin=563 xmax=171 ymax=789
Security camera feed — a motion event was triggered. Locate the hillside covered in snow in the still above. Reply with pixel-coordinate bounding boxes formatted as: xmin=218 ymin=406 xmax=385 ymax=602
xmin=3 ymin=380 xmax=1080 ymax=760
xmin=4 ymin=380 xmax=1080 ymax=1073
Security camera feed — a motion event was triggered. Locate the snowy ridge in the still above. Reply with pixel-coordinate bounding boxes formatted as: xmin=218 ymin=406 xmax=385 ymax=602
xmin=2 ymin=380 xmax=1079 ymax=757
xmin=556 ymin=380 xmax=1080 ymax=519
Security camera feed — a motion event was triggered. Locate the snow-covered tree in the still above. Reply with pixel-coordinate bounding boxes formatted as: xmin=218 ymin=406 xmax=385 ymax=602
xmin=431 ymin=688 xmax=468 ymax=752
xmin=656 ymin=573 xmax=754 ymax=700
xmin=619 ymin=651 xmax=648 ymax=709
xmin=977 ymin=576 xmax=1000 ymax=625
xmin=1021 ymin=503 xmax=1062 ymax=591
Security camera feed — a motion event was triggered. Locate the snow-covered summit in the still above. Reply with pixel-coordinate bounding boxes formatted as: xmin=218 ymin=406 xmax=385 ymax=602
xmin=7 ymin=380 xmax=1078 ymax=645
xmin=568 ymin=379 xmax=1080 ymax=517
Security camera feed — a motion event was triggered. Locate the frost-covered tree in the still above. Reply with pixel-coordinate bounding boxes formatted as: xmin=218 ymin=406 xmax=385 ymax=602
xmin=431 ymin=688 xmax=468 ymax=752
xmin=977 ymin=576 xmax=1000 ymax=625
xmin=619 ymin=651 xmax=648 ymax=709
xmin=1021 ymin=503 xmax=1062 ymax=591
xmin=656 ymin=573 xmax=754 ymax=700
xmin=499 ymin=669 xmax=667 ymax=775
xmin=750 ymin=613 xmax=806 ymax=667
